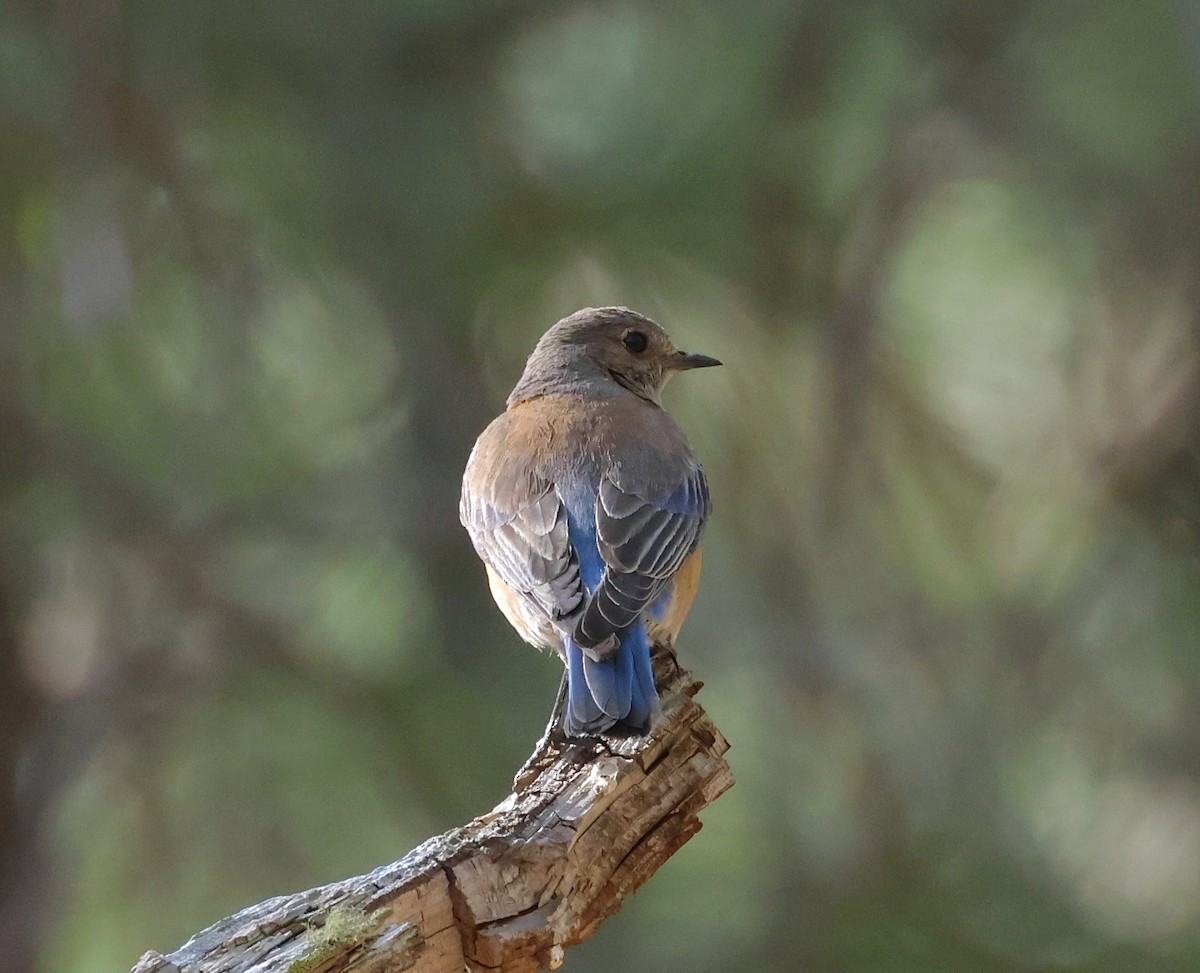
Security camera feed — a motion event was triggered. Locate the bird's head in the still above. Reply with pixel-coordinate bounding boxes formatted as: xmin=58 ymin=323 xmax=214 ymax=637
xmin=517 ymin=307 xmax=721 ymax=406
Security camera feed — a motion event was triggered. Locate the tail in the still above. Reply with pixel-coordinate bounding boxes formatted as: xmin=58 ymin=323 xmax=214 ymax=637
xmin=563 ymin=625 xmax=657 ymax=737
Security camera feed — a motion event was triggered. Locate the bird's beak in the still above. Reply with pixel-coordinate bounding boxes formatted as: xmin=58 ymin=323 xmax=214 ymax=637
xmin=672 ymin=351 xmax=723 ymax=370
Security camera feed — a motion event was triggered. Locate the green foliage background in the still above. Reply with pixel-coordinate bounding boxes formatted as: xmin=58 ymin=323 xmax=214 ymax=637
xmin=2 ymin=0 xmax=1200 ymax=970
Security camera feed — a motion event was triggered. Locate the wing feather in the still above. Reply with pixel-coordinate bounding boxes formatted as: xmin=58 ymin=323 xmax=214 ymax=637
xmin=460 ymin=457 xmax=584 ymax=641
xmin=574 ymin=464 xmax=710 ymax=649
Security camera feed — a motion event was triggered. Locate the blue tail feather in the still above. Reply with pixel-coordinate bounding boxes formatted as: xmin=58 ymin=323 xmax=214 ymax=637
xmin=563 ymin=627 xmax=655 ymax=737
xmin=626 ymin=625 xmax=656 ymax=729
xmin=582 ymin=640 xmax=632 ymax=721
xmin=566 ymin=639 xmax=606 ymax=734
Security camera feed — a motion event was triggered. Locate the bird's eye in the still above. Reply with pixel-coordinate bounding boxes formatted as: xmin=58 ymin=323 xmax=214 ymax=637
xmin=622 ymin=330 xmax=648 ymax=354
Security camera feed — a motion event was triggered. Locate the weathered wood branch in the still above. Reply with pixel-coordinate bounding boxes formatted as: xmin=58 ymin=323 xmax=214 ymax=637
xmin=130 ymin=651 xmax=733 ymax=973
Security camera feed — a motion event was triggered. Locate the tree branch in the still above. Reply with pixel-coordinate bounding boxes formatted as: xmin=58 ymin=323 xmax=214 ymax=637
xmin=130 ymin=651 xmax=733 ymax=973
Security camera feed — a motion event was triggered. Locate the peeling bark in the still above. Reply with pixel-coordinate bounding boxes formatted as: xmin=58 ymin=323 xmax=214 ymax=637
xmin=130 ymin=652 xmax=732 ymax=973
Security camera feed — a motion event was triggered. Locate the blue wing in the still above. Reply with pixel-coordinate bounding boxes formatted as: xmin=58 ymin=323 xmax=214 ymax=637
xmin=561 ymin=500 xmax=654 ymax=735
xmin=559 ymin=463 xmax=710 ymax=735
xmin=573 ymin=464 xmax=711 ymax=652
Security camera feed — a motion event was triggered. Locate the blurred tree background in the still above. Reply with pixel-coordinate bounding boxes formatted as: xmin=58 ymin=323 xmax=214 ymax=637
xmin=2 ymin=0 xmax=1199 ymax=970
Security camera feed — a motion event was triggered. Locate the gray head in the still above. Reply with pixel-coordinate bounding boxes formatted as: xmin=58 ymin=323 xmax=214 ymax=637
xmin=507 ymin=307 xmax=721 ymax=407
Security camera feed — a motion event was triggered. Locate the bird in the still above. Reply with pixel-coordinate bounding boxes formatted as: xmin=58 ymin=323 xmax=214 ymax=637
xmin=459 ymin=306 xmax=720 ymax=737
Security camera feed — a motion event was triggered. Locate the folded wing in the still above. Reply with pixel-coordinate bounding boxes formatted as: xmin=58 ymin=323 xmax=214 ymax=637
xmin=460 ymin=464 xmax=584 ymax=644
xmin=575 ymin=463 xmax=710 ymax=651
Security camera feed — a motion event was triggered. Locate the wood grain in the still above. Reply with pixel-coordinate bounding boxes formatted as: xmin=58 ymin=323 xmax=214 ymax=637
xmin=130 ymin=650 xmax=733 ymax=973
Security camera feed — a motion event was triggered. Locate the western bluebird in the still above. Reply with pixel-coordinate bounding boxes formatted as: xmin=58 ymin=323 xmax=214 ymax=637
xmin=460 ymin=307 xmax=719 ymax=737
